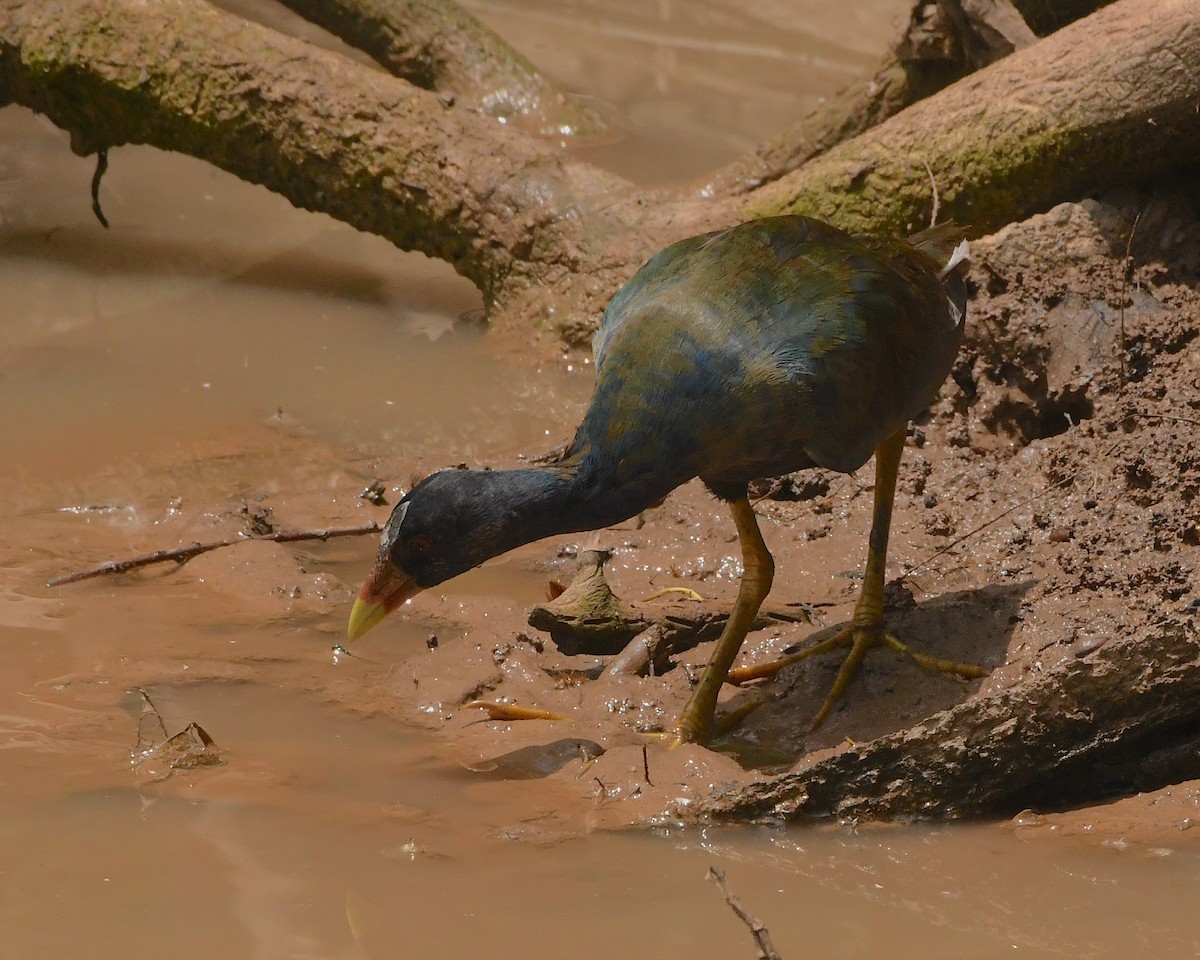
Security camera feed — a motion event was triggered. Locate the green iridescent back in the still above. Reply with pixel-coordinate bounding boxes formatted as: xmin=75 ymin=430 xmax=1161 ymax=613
xmin=574 ymin=216 xmax=966 ymax=495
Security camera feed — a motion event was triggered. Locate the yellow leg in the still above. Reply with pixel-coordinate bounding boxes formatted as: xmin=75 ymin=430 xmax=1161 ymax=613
xmin=675 ymin=496 xmax=774 ymax=744
xmin=726 ymin=427 xmax=986 ymax=729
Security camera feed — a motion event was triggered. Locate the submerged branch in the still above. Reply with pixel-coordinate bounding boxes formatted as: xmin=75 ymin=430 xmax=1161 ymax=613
xmin=707 ymin=867 xmax=783 ymax=960
xmin=48 ymin=522 xmax=381 ymax=587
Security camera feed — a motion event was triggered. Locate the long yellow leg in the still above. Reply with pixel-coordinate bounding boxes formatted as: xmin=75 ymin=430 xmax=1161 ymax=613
xmin=675 ymin=496 xmax=774 ymax=744
xmin=726 ymin=427 xmax=986 ymax=729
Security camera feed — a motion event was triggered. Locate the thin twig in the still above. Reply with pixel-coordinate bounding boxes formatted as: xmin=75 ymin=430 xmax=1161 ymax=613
xmin=91 ymin=148 xmax=109 ymax=228
xmin=901 ymin=475 xmax=1074 ymax=580
xmin=921 ymin=157 xmax=939 ymax=228
xmin=1127 ymin=412 xmax=1200 ymax=428
xmin=707 ymin=867 xmax=783 ymax=960
xmin=47 ymin=522 xmax=381 ymax=587
xmin=1118 ymin=210 xmax=1141 ymax=388
xmin=903 ymin=433 xmax=1126 ymax=582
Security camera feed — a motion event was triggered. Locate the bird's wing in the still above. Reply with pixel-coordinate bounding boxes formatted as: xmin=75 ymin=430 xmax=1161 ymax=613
xmin=585 ymin=217 xmax=965 ymax=479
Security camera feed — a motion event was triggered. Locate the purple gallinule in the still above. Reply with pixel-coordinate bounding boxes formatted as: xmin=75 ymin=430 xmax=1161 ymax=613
xmin=347 ymin=215 xmax=981 ymax=742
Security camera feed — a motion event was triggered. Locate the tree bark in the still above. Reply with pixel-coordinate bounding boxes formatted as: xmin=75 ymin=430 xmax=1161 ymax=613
xmin=703 ymin=0 xmax=1108 ymax=197
xmin=700 ymin=617 xmax=1199 ymax=821
xmin=737 ymin=0 xmax=1200 ymax=236
xmin=0 ymin=0 xmax=639 ymax=318
xmin=272 ymin=0 xmax=607 ymax=135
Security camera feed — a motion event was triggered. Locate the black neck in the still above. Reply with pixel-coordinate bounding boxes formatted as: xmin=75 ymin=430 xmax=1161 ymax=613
xmin=480 ymin=443 xmax=689 ymax=555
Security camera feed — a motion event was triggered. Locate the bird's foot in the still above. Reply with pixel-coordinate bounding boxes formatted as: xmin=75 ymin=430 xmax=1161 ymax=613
xmin=671 ymin=703 xmax=711 ymax=747
xmin=463 ymin=700 xmax=571 ymax=722
xmin=669 ymin=690 xmax=771 ymax=747
xmin=728 ymin=623 xmax=987 ymax=730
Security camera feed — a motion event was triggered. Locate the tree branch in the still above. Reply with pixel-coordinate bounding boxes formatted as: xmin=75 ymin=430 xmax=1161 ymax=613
xmin=2 ymin=0 xmax=1197 ymax=341
xmin=738 ymin=0 xmax=1200 ymax=236
xmin=47 ymin=522 xmax=381 ymax=587
xmin=274 ymin=0 xmax=606 ymax=135
xmin=707 ymin=867 xmax=783 ymax=960
xmin=0 ymin=0 xmax=635 ymax=311
xmin=706 ymin=0 xmax=1108 ymax=196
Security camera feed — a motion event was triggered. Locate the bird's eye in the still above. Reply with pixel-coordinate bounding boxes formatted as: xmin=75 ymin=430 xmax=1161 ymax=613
xmin=408 ymin=535 xmax=433 ymax=554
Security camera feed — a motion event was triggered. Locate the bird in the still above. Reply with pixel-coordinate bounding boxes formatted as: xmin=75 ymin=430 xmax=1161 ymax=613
xmin=346 ymin=214 xmax=983 ymax=744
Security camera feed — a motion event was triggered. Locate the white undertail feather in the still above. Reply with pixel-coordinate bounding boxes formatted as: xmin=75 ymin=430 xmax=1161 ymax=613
xmin=939 ymin=238 xmax=971 ymax=280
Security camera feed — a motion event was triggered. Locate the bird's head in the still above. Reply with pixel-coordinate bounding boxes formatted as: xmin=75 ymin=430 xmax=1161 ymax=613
xmin=346 ymin=467 xmax=543 ymax=642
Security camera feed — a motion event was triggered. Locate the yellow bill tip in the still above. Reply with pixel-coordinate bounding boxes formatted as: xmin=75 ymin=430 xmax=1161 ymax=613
xmin=346 ymin=597 xmax=390 ymax=642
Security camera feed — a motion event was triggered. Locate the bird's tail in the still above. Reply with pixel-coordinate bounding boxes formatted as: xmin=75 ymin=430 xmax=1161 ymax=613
xmin=908 ymin=221 xmax=970 ymax=280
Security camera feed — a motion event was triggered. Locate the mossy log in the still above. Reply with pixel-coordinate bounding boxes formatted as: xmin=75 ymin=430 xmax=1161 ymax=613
xmin=1 ymin=0 xmax=1198 ymax=342
xmin=0 ymin=0 xmax=638 ymax=315
xmin=707 ymin=0 xmax=1108 ymax=197
xmin=739 ymin=0 xmax=1200 ymax=236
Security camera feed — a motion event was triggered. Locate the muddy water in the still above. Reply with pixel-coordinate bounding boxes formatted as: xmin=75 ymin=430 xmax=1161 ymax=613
xmin=4 ymin=2 xmax=1200 ymax=958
